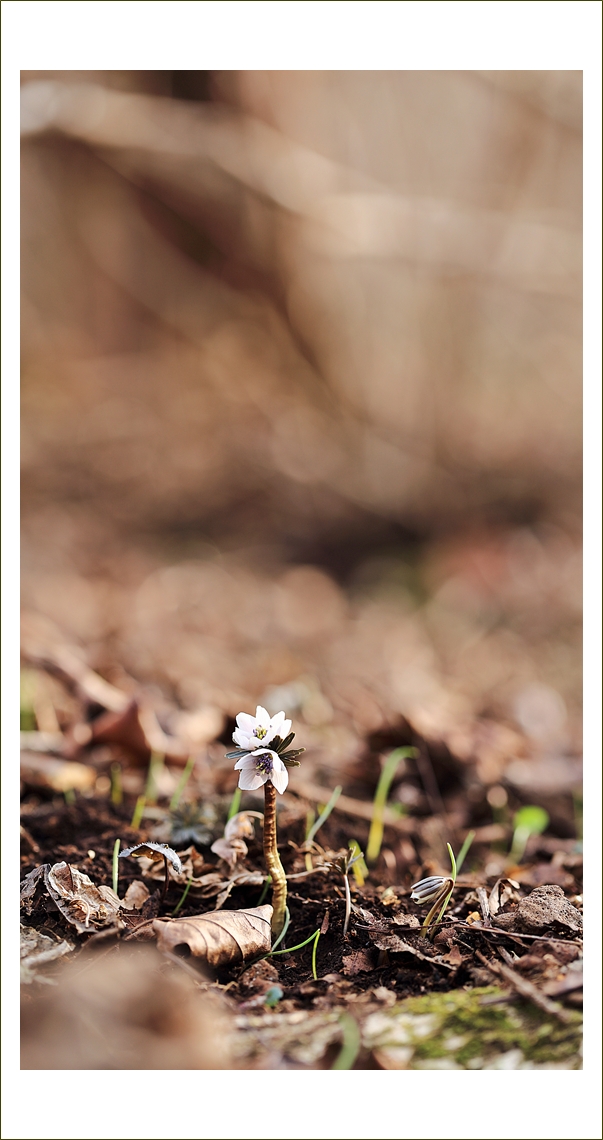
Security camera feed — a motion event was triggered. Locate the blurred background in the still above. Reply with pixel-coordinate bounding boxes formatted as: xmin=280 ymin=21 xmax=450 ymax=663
xmin=20 ymin=71 xmax=582 ymax=826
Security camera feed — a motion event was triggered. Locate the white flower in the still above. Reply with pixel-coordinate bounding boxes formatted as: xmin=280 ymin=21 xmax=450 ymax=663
xmin=234 ymin=749 xmax=289 ymax=794
xmin=232 ymin=706 xmax=291 ymax=752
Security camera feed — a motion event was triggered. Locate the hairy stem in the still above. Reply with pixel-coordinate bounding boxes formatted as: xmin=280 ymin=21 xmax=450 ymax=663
xmin=263 ymin=781 xmax=287 ymax=936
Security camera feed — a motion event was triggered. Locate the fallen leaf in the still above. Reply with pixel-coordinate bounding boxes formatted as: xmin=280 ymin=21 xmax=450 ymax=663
xmin=392 ymin=913 xmax=420 ymax=929
xmin=45 ymin=862 xmax=122 ymax=933
xmin=368 ymin=932 xmax=456 ymax=969
xmin=20 ymin=865 xmax=49 ymax=915
xmin=21 ymin=945 xmax=234 ymax=1069
xmin=20 ymin=923 xmax=74 ymax=984
xmin=210 ymin=836 xmax=249 ymax=869
xmin=214 ymin=871 xmax=264 ymax=910
xmin=342 ymin=949 xmax=375 ymax=976
xmin=440 ymin=945 xmax=464 ymax=967
xmin=122 ymin=881 xmax=150 ymax=910
xmin=153 ymin=904 xmax=273 ymax=967
xmin=488 ymin=877 xmax=520 ymax=916
xmin=211 ymin=811 xmax=262 ymax=869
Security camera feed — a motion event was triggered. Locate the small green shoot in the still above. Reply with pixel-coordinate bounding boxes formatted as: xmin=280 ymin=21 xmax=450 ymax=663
xmin=509 ymin=805 xmax=549 ymax=865
xmin=226 ymin=785 xmax=242 ymax=821
xmin=348 ymin=839 xmax=367 ymax=886
xmin=110 ymin=763 xmax=123 ymax=807
xmin=311 ymin=928 xmax=320 ymax=980
xmin=303 ymin=786 xmax=342 ymax=871
xmin=169 ymin=755 xmax=195 ymax=812
xmin=112 ymin=838 xmax=120 ymax=896
xmin=332 ymin=1012 xmax=361 ymax=1070
xmin=455 ymin=829 xmax=476 ymax=875
xmin=331 ymin=846 xmax=366 ymax=935
xmin=305 ymin=785 xmax=342 ymax=846
xmin=20 ymin=669 xmax=38 ymax=731
xmin=172 ymin=876 xmax=193 ymax=916
xmin=63 ymin=788 xmax=76 ymax=807
xmin=131 ymin=795 xmax=146 ymax=830
xmin=366 ymin=748 xmax=417 ymax=864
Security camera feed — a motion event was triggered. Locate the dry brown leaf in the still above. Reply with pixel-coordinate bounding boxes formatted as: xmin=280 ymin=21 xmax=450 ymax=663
xmin=20 ymin=923 xmax=74 ymax=984
xmin=342 ymin=949 xmax=375 ymax=976
xmin=122 ymin=881 xmax=150 ymax=910
xmin=213 ymin=870 xmax=265 ymax=910
xmin=210 ymin=836 xmax=249 ymax=868
xmin=20 ymin=865 xmax=49 ymax=915
xmin=488 ymin=877 xmax=521 ymax=916
xmin=45 ymin=862 xmax=122 ymax=933
xmin=211 ymin=811 xmax=262 ymax=869
xmin=153 ymin=904 xmax=273 ymax=967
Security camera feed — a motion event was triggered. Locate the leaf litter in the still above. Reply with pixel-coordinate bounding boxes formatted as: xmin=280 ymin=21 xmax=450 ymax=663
xmin=19 ymin=619 xmax=583 ymax=1068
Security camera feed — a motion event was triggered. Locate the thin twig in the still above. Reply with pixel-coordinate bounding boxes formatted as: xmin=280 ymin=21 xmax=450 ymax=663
xmin=455 ymin=921 xmax=582 ymax=947
xmin=476 ymin=887 xmax=491 ymax=925
xmin=475 ymin=950 xmax=571 ymax=1024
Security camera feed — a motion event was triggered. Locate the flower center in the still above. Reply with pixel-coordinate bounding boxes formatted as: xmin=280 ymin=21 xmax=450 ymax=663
xmin=254 ymin=726 xmax=268 ymax=739
xmin=255 ymin=754 xmax=273 ymax=774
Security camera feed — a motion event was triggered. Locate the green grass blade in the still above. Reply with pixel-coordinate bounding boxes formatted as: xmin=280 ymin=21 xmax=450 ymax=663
xmin=305 ymin=786 xmax=342 ymax=846
xmin=226 ymin=785 xmax=242 ymax=821
xmin=311 ymin=929 xmax=320 ymax=980
xmin=169 ymin=755 xmax=195 ymax=812
xmin=131 ymin=795 xmax=146 ymax=830
xmin=455 ymin=830 xmax=475 ymax=875
xmin=171 ymin=876 xmax=193 ymax=916
xmin=366 ymin=747 xmax=416 ymax=864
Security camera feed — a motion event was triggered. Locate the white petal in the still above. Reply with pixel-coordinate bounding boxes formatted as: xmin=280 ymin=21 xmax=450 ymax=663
xmin=232 ymin=727 xmax=253 ymax=749
xmin=255 ymin=706 xmax=270 ymax=727
xmin=280 ymin=718 xmax=292 ymax=739
xmin=236 ymin=712 xmax=256 ymax=732
xmin=234 ymin=754 xmax=258 ymax=770
xmin=270 ymin=711 xmax=285 ymax=730
xmin=238 ymin=769 xmax=266 ymax=791
xmin=270 ymin=757 xmax=289 ymax=794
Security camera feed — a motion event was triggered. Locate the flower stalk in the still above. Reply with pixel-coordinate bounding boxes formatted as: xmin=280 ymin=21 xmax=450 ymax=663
xmin=263 ymin=781 xmax=288 ymax=936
